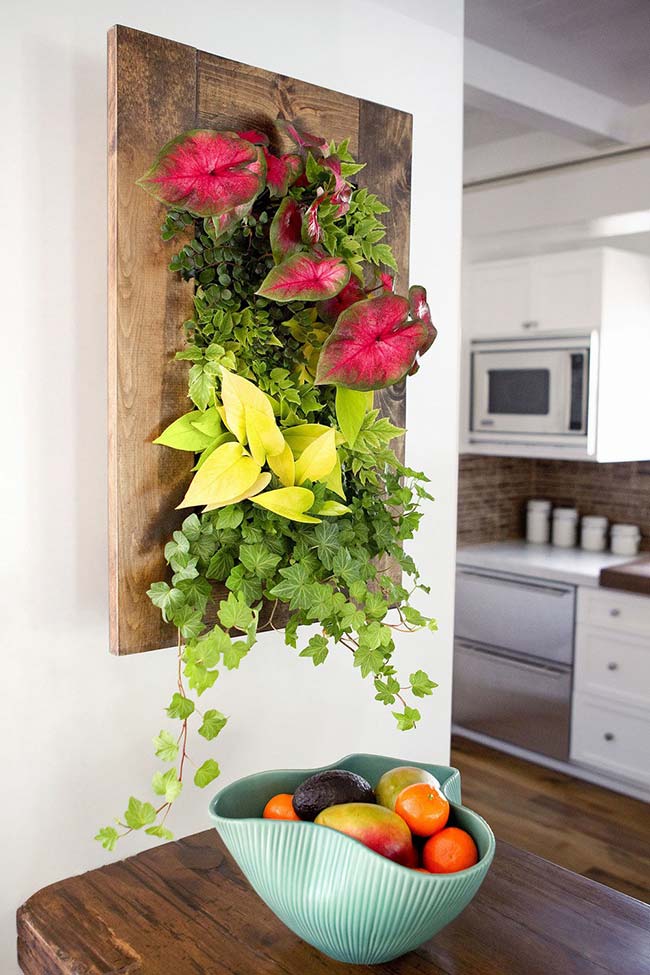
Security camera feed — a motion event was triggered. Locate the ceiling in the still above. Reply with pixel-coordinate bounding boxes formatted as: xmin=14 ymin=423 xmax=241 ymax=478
xmin=465 ymin=0 xmax=650 ymax=106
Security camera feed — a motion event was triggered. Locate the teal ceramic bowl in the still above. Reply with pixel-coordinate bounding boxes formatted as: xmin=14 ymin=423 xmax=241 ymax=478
xmin=209 ymin=753 xmax=495 ymax=964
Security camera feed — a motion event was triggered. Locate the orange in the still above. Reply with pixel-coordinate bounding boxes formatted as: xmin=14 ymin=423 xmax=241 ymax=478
xmin=263 ymin=793 xmax=301 ymax=821
xmin=422 ymin=827 xmax=479 ymax=874
xmin=394 ymin=783 xmax=450 ymax=837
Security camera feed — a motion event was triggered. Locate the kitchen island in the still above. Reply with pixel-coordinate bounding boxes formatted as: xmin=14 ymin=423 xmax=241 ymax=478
xmin=17 ymin=829 xmax=650 ymax=974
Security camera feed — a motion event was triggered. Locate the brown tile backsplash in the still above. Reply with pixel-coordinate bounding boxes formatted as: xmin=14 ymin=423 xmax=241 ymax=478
xmin=458 ymin=456 xmax=650 ymax=550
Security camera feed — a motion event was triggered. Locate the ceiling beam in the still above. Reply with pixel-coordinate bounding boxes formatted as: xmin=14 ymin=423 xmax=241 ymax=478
xmin=465 ymin=40 xmax=632 ymax=146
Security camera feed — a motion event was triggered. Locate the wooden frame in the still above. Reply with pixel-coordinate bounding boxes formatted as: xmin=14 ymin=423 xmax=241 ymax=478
xmin=108 ymin=25 xmax=412 ymax=655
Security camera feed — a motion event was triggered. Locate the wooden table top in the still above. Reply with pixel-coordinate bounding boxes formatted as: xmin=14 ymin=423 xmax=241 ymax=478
xmin=600 ymin=556 xmax=650 ymax=596
xmin=17 ymin=829 xmax=650 ymax=975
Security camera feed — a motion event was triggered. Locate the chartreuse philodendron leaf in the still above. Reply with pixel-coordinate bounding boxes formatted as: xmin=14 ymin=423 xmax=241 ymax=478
xmin=267 ymin=441 xmax=295 ymax=486
xmin=220 ymin=369 xmax=285 ymax=465
xmin=137 ymin=130 xmax=266 ymax=218
xmin=316 ymin=294 xmax=433 ymax=391
xmin=154 ymin=411 xmax=215 ymax=451
xmin=294 ymin=429 xmax=337 ymax=485
xmin=335 ymin=387 xmax=373 ymax=447
xmin=178 ymin=442 xmax=261 ymax=510
xmin=326 ymin=457 xmax=346 ymax=499
xmin=283 ymin=423 xmax=333 ymax=457
xmin=315 ymin=500 xmax=351 ymax=517
xmin=194 ymin=759 xmax=221 ymax=788
xmin=256 ymin=253 xmax=350 ymax=303
xmin=203 ymin=472 xmax=271 ymax=511
xmin=190 ymin=406 xmax=223 ymax=438
xmin=252 ymin=487 xmax=320 ymax=523
xmin=269 ymin=197 xmax=304 ymax=264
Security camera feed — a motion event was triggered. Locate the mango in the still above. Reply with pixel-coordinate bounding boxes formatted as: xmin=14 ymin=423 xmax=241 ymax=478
xmin=315 ymin=802 xmax=415 ymax=866
xmin=375 ymin=766 xmax=441 ymax=811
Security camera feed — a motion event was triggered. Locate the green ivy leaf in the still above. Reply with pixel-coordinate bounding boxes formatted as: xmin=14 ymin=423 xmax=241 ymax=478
xmin=374 ymin=675 xmax=401 ymax=705
xmin=147 ymin=582 xmax=185 ymax=623
xmin=124 ymin=797 xmax=157 ymax=830
xmin=217 ymin=591 xmax=255 ymax=631
xmin=206 ymin=548 xmax=236 ymax=580
xmin=95 ymin=826 xmax=119 ymax=851
xmin=239 ymin=542 xmax=282 ymax=578
xmin=269 ymin=563 xmax=313 ymax=610
xmin=222 ymin=639 xmax=249 ymax=670
xmin=153 ymin=730 xmax=179 ymax=763
xmin=166 ymin=693 xmax=195 ymax=720
xmin=145 ymin=825 xmax=174 ymax=841
xmin=299 ymin=634 xmax=329 ymax=666
xmin=152 ymin=768 xmax=183 ymax=803
xmin=354 ymin=643 xmax=385 ymax=678
xmin=194 ymin=759 xmax=221 ymax=788
xmin=392 ymin=706 xmax=421 ymax=731
xmin=313 ymin=522 xmax=339 ymax=570
xmin=171 ymin=604 xmax=204 ymax=640
xmin=409 ymin=670 xmax=438 ymax=698
xmin=181 ymin=513 xmax=202 ymax=541
xmin=199 ymin=709 xmax=228 ymax=740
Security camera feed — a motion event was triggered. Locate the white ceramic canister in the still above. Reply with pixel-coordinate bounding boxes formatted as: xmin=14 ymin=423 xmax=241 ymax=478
xmin=611 ymin=524 xmax=641 ymax=557
xmin=552 ymin=507 xmax=579 ymax=548
xmin=580 ymin=515 xmax=609 ymax=553
xmin=526 ymin=499 xmax=552 ymax=544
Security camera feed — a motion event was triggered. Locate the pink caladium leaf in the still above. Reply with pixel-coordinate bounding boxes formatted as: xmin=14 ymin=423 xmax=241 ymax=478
xmin=211 ymin=199 xmax=254 ymax=242
xmin=380 ymin=272 xmax=395 ymax=293
xmin=302 ymin=191 xmax=326 ymax=245
xmin=318 ymin=279 xmax=367 ymax=325
xmin=408 ymin=285 xmax=437 ymax=353
xmin=269 ymin=198 xmax=304 ymax=264
xmin=257 ymin=253 xmax=350 ymax=303
xmin=315 ymin=294 xmax=433 ymax=390
xmin=237 ymin=129 xmax=269 ymax=146
xmin=137 ymin=130 xmax=266 ymax=218
xmin=282 ymin=153 xmax=304 ymax=186
xmin=321 ymin=155 xmax=352 ymax=216
xmin=275 ymin=119 xmax=329 ymax=155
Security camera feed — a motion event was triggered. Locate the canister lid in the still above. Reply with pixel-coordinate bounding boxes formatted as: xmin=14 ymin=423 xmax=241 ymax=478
xmin=581 ymin=516 xmax=609 ymax=529
xmin=611 ymin=523 xmax=640 ymax=536
xmin=527 ymin=498 xmax=551 ymax=512
xmin=553 ymin=507 xmax=578 ymax=520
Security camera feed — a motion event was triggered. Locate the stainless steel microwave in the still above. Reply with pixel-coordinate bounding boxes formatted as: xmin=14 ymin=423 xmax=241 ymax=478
xmin=469 ymin=335 xmax=596 ymax=449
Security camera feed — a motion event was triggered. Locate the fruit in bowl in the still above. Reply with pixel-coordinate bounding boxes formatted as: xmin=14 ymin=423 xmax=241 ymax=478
xmin=209 ymin=753 xmax=494 ymax=964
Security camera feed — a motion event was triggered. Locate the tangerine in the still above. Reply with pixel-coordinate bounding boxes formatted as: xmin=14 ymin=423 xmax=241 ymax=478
xmin=263 ymin=793 xmax=301 ymax=821
xmin=394 ymin=783 xmax=450 ymax=837
xmin=422 ymin=826 xmax=479 ymax=873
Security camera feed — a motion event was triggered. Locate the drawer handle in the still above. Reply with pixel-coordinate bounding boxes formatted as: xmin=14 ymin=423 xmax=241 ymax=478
xmin=607 ymin=662 xmax=619 ymax=671
xmin=609 ymin=608 xmax=621 ymax=617
xmin=604 ymin=732 xmax=615 ymax=742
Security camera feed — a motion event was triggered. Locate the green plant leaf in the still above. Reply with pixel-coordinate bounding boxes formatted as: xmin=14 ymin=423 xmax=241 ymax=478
xmin=152 ymin=768 xmax=183 ymax=803
xmin=252 ymin=487 xmax=320 ymax=523
xmin=172 ymin=604 xmax=204 ymax=640
xmin=199 ymin=709 xmax=228 ymax=740
xmin=392 ymin=706 xmax=421 ymax=731
xmin=354 ymin=643 xmax=385 ymax=678
xmin=166 ymin=693 xmax=195 ymax=720
xmin=374 ymin=675 xmax=400 ymax=705
xmin=95 ymin=826 xmax=119 ymax=851
xmin=222 ymin=639 xmax=249 ymax=670
xmin=335 ymin=387 xmax=373 ymax=446
xmin=409 ymin=670 xmax=438 ymax=698
xmin=147 ymin=582 xmax=185 ymax=623
xmin=153 ymin=730 xmax=179 ymax=763
xmin=194 ymin=759 xmax=221 ymax=788
xmin=239 ymin=542 xmax=282 ymax=578
xmin=124 ymin=797 xmax=157 ymax=830
xmin=145 ymin=825 xmax=174 ymax=841
xmin=154 ymin=411 xmax=214 ymax=451
xmin=269 ymin=563 xmax=313 ymax=610
xmin=217 ymin=591 xmax=254 ymax=631
xmin=299 ymin=634 xmax=329 ymax=666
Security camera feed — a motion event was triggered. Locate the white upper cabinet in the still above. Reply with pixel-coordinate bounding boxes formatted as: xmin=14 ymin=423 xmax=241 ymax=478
xmin=465 ymin=249 xmax=603 ymax=338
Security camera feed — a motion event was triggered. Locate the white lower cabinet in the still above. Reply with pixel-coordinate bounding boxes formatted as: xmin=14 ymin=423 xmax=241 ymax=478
xmin=571 ymin=587 xmax=650 ymax=790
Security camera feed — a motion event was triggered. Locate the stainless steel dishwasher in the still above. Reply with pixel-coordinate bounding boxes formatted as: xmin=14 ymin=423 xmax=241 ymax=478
xmin=452 ymin=565 xmax=576 ymax=761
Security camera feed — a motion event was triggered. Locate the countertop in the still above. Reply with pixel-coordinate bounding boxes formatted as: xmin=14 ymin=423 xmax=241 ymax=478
xmin=17 ymin=830 xmax=650 ymax=975
xmin=600 ymin=556 xmax=650 ymax=596
xmin=457 ymin=540 xmax=633 ymax=588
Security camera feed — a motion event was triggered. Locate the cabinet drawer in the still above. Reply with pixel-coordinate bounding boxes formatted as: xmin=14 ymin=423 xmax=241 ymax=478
xmin=578 ymin=586 xmax=650 ymax=638
xmin=571 ymin=694 xmax=650 ymax=786
xmin=574 ymin=628 xmax=650 ymax=711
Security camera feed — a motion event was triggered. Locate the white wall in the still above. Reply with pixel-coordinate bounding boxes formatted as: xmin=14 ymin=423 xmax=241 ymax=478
xmin=1 ymin=2 xmax=463 ymax=969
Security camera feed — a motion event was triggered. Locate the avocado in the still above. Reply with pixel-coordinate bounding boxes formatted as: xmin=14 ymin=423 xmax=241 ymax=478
xmin=292 ymin=769 xmax=375 ymax=821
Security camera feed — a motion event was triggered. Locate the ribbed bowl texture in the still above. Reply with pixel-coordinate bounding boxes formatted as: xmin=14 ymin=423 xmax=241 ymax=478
xmin=209 ymin=753 xmax=495 ymax=964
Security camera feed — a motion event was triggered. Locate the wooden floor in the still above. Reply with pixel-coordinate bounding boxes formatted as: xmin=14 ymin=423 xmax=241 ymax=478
xmin=451 ymin=735 xmax=650 ymax=903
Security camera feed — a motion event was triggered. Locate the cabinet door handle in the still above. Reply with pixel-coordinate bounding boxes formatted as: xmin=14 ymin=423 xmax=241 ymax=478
xmin=522 ymin=320 xmax=539 ymax=330
xmin=604 ymin=732 xmax=615 ymax=742
xmin=609 ymin=608 xmax=621 ymax=617
xmin=607 ymin=662 xmax=619 ymax=671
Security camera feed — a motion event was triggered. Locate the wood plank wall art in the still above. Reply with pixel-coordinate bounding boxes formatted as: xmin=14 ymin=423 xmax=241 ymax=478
xmin=108 ymin=25 xmax=413 ymax=654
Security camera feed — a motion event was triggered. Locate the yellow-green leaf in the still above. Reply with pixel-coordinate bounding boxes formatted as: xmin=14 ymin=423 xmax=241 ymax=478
xmin=244 ymin=405 xmax=285 ymax=466
xmin=316 ymin=500 xmax=351 ymax=516
xmin=267 ymin=441 xmax=295 ymax=486
xmin=221 ymin=369 xmax=277 ymax=446
xmin=295 ymin=429 xmax=337 ymax=485
xmin=203 ymin=472 xmax=271 ymax=511
xmin=252 ymin=487 xmax=321 ymax=523
xmin=154 ymin=411 xmax=214 ymax=451
xmin=177 ymin=442 xmax=260 ymax=509
xmin=190 ymin=405 xmax=223 ymax=438
xmin=335 ymin=387 xmax=373 ymax=447
xmin=283 ymin=423 xmax=332 ymax=457
xmin=326 ymin=457 xmax=346 ymax=499
xmin=192 ymin=432 xmax=236 ymax=470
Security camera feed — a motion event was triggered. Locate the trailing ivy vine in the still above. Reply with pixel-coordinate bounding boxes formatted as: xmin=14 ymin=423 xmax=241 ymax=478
xmin=96 ymin=124 xmax=438 ymax=852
